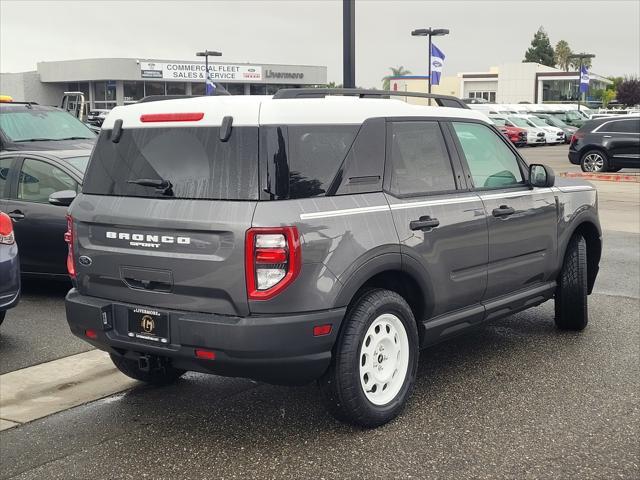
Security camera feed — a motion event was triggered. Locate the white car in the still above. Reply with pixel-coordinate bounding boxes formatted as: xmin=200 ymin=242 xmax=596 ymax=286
xmin=514 ymin=115 xmax=565 ymax=144
xmin=492 ymin=115 xmax=546 ymax=146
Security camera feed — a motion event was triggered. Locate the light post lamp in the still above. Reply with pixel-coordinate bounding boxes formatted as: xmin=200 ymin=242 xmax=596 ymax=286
xmin=196 ymin=50 xmax=222 ymax=95
xmin=568 ymin=52 xmax=595 ymax=111
xmin=411 ymin=28 xmax=449 ymax=95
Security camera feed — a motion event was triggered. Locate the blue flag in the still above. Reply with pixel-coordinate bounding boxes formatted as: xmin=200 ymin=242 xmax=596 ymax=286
xmin=430 ymin=43 xmax=445 ymax=85
xmin=579 ymin=65 xmax=590 ymax=94
xmin=205 ymin=77 xmax=216 ymax=96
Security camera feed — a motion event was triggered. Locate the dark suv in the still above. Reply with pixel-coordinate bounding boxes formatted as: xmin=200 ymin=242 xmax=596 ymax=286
xmin=569 ymin=116 xmax=640 ymax=172
xmin=65 ymin=90 xmax=601 ymax=427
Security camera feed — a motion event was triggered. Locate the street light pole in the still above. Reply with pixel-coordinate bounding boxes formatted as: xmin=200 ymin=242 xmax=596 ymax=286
xmin=196 ymin=50 xmax=222 ymax=95
xmin=411 ymin=28 xmax=449 ymax=101
xmin=568 ymin=52 xmax=595 ymax=112
xmin=343 ymin=0 xmax=355 ymax=88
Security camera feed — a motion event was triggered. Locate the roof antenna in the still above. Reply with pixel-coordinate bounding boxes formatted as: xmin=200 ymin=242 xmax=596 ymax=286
xmin=111 ymin=119 xmax=123 ymax=143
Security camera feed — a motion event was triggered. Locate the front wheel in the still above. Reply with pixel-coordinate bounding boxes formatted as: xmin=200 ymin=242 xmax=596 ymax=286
xmin=580 ymin=150 xmax=608 ymax=172
xmin=318 ymin=289 xmax=419 ymax=428
xmin=555 ymin=235 xmax=589 ymax=330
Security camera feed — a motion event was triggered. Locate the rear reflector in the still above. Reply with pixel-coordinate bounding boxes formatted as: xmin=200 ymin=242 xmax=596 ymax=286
xmin=85 ymin=329 xmax=98 ymax=339
xmin=313 ymin=324 xmax=332 ymax=337
xmin=140 ymin=112 xmax=204 ymax=123
xmin=195 ymin=349 xmax=216 ymax=360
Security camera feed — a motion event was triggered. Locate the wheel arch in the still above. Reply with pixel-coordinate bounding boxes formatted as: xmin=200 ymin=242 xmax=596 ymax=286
xmin=566 ymin=220 xmax=602 ymax=294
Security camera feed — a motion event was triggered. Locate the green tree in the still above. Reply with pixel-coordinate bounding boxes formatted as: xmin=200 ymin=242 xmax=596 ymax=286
xmin=616 ymin=76 xmax=640 ymax=107
xmin=601 ymin=89 xmax=616 ymax=108
xmin=569 ymin=56 xmax=592 ymax=70
xmin=382 ymin=66 xmax=412 ymax=90
xmin=523 ymin=27 xmax=555 ymax=66
xmin=554 ymin=40 xmax=573 ymax=71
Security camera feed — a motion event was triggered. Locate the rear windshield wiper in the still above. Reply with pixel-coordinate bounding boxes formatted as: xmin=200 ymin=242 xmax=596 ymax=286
xmin=55 ymin=136 xmax=95 ymax=140
xmin=127 ymin=178 xmax=174 ymax=196
xmin=14 ymin=138 xmax=54 ymax=142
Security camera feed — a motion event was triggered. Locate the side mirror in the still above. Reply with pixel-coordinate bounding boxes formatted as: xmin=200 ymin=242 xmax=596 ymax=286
xmin=529 ymin=164 xmax=555 ymax=188
xmin=49 ymin=190 xmax=77 ymax=207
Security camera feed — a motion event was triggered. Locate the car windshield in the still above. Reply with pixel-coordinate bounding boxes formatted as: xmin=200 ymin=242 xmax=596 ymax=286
xmin=0 ymin=109 xmax=95 ymax=142
xmin=65 ymin=155 xmax=90 ymax=173
xmin=508 ymin=117 xmax=530 ymax=128
xmin=565 ymin=111 xmax=582 ymax=121
xmin=528 ymin=117 xmax=548 ymax=127
xmin=547 ymin=117 xmax=568 ymax=128
xmin=491 ymin=118 xmax=507 ymax=126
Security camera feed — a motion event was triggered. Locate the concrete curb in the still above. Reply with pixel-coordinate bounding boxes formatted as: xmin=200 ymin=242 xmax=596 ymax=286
xmin=560 ymin=172 xmax=640 ymax=183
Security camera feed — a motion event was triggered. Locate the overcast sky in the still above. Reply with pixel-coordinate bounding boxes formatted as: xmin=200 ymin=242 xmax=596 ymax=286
xmin=1 ymin=0 xmax=639 ymax=87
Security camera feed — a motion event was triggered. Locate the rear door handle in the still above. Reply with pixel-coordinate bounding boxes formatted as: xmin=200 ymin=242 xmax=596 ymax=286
xmin=410 ymin=216 xmax=440 ymax=231
xmin=492 ymin=205 xmax=515 ymax=217
xmin=8 ymin=210 xmax=25 ymax=221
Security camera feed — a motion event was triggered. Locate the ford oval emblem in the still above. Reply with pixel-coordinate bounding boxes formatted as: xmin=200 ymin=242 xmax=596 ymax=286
xmin=78 ymin=255 xmax=92 ymax=266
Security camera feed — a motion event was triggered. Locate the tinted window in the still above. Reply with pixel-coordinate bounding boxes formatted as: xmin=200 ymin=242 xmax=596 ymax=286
xmin=0 ymin=157 xmax=14 ymax=198
xmin=18 ymin=159 xmax=77 ymax=203
xmin=0 ymin=109 xmax=95 ymax=142
xmin=389 ymin=121 xmax=456 ymax=196
xmin=83 ymin=127 xmax=259 ymax=200
xmin=601 ymin=119 xmax=640 ymax=134
xmin=65 ymin=156 xmax=90 ymax=173
xmin=261 ymin=125 xmax=358 ymax=199
xmin=453 ymin=122 xmax=524 ymax=189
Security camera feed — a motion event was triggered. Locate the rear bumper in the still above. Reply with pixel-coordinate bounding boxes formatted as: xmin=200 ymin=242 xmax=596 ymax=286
xmin=65 ymin=289 xmax=345 ymax=385
xmin=0 ymin=245 xmax=20 ymax=311
xmin=568 ymin=150 xmax=580 ymax=165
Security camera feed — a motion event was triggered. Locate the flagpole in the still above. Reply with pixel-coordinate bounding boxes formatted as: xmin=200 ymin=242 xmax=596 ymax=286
xmin=411 ymin=28 xmax=449 ymax=106
xmin=428 ymin=34 xmax=432 ymax=96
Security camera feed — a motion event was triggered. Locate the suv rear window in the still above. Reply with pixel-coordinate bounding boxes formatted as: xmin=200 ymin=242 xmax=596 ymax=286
xmin=82 ymin=127 xmax=259 ymax=200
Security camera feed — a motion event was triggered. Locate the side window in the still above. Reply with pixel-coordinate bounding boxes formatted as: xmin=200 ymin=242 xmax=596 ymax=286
xmin=452 ymin=122 xmax=524 ymax=189
xmin=0 ymin=157 xmax=15 ymax=199
xmin=18 ymin=159 xmax=77 ymax=203
xmin=602 ymin=119 xmax=640 ymax=133
xmin=388 ymin=121 xmax=456 ymax=196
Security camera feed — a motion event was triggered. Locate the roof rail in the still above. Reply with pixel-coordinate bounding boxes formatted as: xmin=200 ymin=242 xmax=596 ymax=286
xmin=272 ymin=88 xmax=469 ymax=109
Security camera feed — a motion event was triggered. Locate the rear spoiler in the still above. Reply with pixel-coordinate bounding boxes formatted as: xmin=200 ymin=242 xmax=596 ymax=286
xmin=272 ymin=88 xmax=470 ymax=109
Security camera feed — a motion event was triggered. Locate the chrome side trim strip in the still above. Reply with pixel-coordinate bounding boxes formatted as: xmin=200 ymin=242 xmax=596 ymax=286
xmin=299 ymin=205 xmax=389 ymax=220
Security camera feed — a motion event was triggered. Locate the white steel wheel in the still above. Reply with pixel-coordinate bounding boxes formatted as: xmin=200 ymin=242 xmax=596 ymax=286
xmin=359 ymin=313 xmax=410 ymax=406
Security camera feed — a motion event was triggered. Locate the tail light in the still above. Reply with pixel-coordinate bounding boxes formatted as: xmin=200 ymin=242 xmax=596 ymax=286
xmin=64 ymin=215 xmax=76 ymax=279
xmin=570 ymin=132 xmax=584 ymax=144
xmin=0 ymin=212 xmax=15 ymax=244
xmin=245 ymin=227 xmax=301 ymax=300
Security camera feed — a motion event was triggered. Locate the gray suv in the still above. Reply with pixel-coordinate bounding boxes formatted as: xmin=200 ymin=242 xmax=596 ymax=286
xmin=65 ymin=90 xmax=601 ymax=427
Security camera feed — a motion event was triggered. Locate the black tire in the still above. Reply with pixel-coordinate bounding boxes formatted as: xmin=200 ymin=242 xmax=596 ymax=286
xmin=110 ymin=353 xmax=185 ymax=385
xmin=318 ymin=289 xmax=419 ymax=428
xmin=580 ymin=149 xmax=609 ymax=173
xmin=554 ymin=235 xmax=589 ymax=331
xmin=0 ymin=310 xmax=5 ymax=326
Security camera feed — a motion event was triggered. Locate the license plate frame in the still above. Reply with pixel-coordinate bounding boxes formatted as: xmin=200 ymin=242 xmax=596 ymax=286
xmin=127 ymin=307 xmax=169 ymax=344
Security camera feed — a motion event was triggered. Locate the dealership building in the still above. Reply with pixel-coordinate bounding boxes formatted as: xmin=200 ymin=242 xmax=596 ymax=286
xmin=0 ymin=57 xmax=327 ymax=109
xmin=390 ymin=62 xmax=611 ymax=104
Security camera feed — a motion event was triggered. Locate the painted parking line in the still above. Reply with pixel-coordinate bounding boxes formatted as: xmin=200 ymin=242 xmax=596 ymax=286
xmin=0 ymin=350 xmax=137 ymax=430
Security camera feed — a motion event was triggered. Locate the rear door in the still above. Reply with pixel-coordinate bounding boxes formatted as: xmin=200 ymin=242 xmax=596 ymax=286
xmin=449 ymin=121 xmax=557 ymax=301
xmin=0 ymin=155 xmax=19 ymax=213
xmin=385 ymin=119 xmax=488 ymax=320
xmin=4 ymin=156 xmax=79 ymax=275
xmin=74 ymin=122 xmax=260 ymax=317
xmin=598 ymin=118 xmax=640 ymax=167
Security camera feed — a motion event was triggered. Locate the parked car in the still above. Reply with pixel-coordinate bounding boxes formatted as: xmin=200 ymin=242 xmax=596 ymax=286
xmin=535 ymin=114 xmax=577 ymax=143
xmin=515 ymin=115 xmax=565 ymax=144
xmin=0 ymin=102 xmax=96 ymax=152
xmin=541 ymin=110 xmax=586 ymax=128
xmin=87 ymin=109 xmax=110 ymax=127
xmin=65 ymin=90 xmax=601 ymax=428
xmin=490 ymin=117 xmax=527 ymax=147
xmin=0 ymin=211 xmax=20 ymax=325
xmin=569 ymin=116 xmax=640 ymax=172
xmin=492 ymin=115 xmax=545 ymax=145
xmin=0 ymin=150 xmax=90 ymax=277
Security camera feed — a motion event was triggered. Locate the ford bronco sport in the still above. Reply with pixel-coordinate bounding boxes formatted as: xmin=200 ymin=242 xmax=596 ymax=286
xmin=65 ymin=89 xmax=601 ymax=427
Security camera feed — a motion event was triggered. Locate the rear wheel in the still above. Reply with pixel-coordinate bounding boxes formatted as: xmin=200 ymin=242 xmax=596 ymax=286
xmin=555 ymin=235 xmax=589 ymax=331
xmin=318 ymin=289 xmax=419 ymax=427
xmin=580 ymin=150 xmax=608 ymax=172
xmin=110 ymin=353 xmax=185 ymax=385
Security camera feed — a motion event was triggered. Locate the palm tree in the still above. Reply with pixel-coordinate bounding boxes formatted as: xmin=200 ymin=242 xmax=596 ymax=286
xmin=382 ymin=66 xmax=412 ymax=90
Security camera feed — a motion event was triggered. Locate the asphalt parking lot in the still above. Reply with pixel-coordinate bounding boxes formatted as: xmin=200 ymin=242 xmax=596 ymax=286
xmin=1 ymin=145 xmax=638 ymax=479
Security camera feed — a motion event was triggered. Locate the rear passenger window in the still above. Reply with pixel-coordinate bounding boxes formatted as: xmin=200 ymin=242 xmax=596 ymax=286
xmin=452 ymin=122 xmax=524 ymax=189
xmin=601 ymin=119 xmax=640 ymax=134
xmin=18 ymin=159 xmax=77 ymax=203
xmin=0 ymin=157 xmax=14 ymax=198
xmin=388 ymin=121 xmax=456 ymax=196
